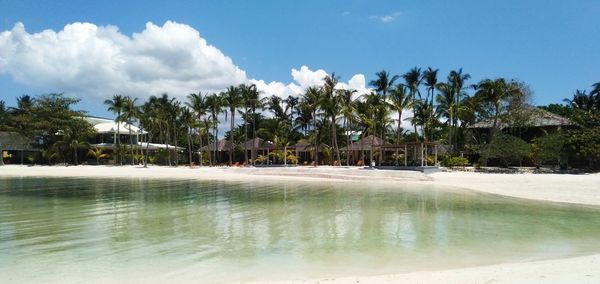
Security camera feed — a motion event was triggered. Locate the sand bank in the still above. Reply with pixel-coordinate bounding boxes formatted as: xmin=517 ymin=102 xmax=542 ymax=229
xmin=1 ymin=165 xmax=599 ymax=283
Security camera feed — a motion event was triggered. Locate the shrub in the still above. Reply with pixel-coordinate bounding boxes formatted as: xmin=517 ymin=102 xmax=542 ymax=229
xmin=442 ymin=156 xmax=470 ymax=167
xmin=479 ymin=134 xmax=530 ymax=167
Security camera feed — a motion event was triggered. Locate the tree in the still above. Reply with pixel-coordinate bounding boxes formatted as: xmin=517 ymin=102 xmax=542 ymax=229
xmin=479 ymin=134 xmax=530 ymax=167
xmin=206 ymin=93 xmax=225 ymax=165
xmin=104 ymin=95 xmax=126 ymax=165
xmin=303 ymin=86 xmax=321 ymax=166
xmin=180 ymin=107 xmax=195 ymax=167
xmin=187 ymin=92 xmax=209 ymax=166
xmin=531 ymin=133 xmax=565 ymax=168
xmin=88 ymin=147 xmax=109 ymax=164
xmin=223 ymin=86 xmax=242 ymax=165
xmin=389 ymin=84 xmax=412 ymax=144
xmin=447 ymin=69 xmax=471 ymax=150
xmin=122 ymin=96 xmax=139 ymax=165
xmin=473 ymin=78 xmax=523 ymax=141
xmin=321 ymin=73 xmax=341 ymax=165
xmin=369 ymin=70 xmax=399 ymax=96
xmin=338 ymin=88 xmax=357 ymax=165
xmin=403 ymin=67 xmax=423 ymax=141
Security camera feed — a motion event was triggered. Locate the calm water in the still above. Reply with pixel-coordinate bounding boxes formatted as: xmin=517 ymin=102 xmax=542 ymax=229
xmin=1 ymin=177 xmax=600 ymax=283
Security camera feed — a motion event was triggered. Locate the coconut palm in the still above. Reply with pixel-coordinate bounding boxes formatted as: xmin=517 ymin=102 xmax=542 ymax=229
xmin=104 ymin=94 xmax=126 ymax=165
xmin=338 ymin=89 xmax=357 ymax=165
xmin=389 ymin=84 xmax=412 ymax=144
xmin=473 ymin=78 xmax=523 ymax=140
xmin=244 ymin=85 xmax=262 ymax=165
xmin=403 ymin=67 xmax=423 ymax=141
xmin=180 ymin=107 xmax=195 ymax=167
xmin=564 ymin=90 xmax=595 ymax=111
xmin=122 ymin=96 xmax=139 ymax=165
xmin=448 ymin=69 xmax=471 ymax=148
xmin=223 ymin=86 xmax=242 ymax=165
xmin=321 ymin=72 xmax=341 ymax=165
xmin=303 ymin=86 xmax=322 ymax=166
xmin=206 ymin=93 xmax=225 ymax=165
xmin=186 ymin=92 xmax=209 ymax=166
xmin=369 ymin=70 xmax=399 ymax=96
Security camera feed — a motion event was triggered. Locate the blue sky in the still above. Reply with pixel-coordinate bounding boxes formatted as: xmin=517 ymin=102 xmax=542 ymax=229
xmin=0 ymin=0 xmax=599 ymax=117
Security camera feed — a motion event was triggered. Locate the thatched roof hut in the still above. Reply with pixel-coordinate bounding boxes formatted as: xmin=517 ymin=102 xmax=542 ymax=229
xmin=469 ymin=107 xmax=574 ymax=129
xmin=0 ymin=132 xmax=38 ymax=151
xmin=200 ymin=139 xmax=233 ymax=152
xmin=340 ymin=135 xmax=386 ymax=151
xmin=243 ymin=138 xmax=275 ymax=150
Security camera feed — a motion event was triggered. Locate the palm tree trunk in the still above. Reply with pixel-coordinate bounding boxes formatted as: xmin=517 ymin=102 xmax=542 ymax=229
xmin=332 ymin=116 xmax=340 ymax=166
xmin=144 ymin=133 xmax=151 ymax=168
xmin=174 ymin=123 xmax=179 ymax=166
xmin=244 ymin=108 xmax=248 ymax=165
xmin=129 ymin=120 xmax=134 ymax=165
xmin=229 ymin=110 xmax=234 ymax=166
xmin=187 ymin=127 xmax=192 ymax=167
xmin=313 ymin=111 xmax=318 ymax=167
xmin=198 ymin=120 xmax=203 ymax=167
xmin=166 ymin=123 xmax=171 ymax=166
xmin=397 ymin=111 xmax=402 ymax=144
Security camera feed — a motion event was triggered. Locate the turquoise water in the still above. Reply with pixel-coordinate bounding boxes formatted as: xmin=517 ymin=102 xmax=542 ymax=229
xmin=1 ymin=177 xmax=600 ymax=283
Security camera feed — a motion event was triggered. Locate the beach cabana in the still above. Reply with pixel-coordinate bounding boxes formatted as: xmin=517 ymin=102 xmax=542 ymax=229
xmin=340 ymin=135 xmax=387 ymax=166
xmin=200 ymin=139 xmax=234 ymax=164
xmin=0 ymin=131 xmax=40 ymax=165
xmin=376 ymin=141 xmax=441 ymax=167
xmin=244 ymin=138 xmax=275 ymax=163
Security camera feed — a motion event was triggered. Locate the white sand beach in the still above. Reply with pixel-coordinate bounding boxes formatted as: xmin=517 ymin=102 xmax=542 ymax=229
xmin=1 ymin=165 xmax=599 ymax=283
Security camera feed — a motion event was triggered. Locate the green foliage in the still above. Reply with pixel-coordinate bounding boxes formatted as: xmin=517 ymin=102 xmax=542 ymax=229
xmin=442 ymin=156 xmax=470 ymax=167
xmin=531 ymin=133 xmax=565 ymax=167
xmin=479 ymin=134 xmax=530 ymax=167
xmin=564 ymin=128 xmax=600 ymax=169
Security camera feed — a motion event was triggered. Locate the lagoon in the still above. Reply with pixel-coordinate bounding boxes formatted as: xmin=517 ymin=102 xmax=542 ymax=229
xmin=1 ymin=177 xmax=600 ymax=283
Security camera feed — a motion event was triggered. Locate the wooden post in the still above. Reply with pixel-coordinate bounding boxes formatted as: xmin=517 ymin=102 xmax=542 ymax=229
xmin=404 ymin=144 xmax=407 ymax=166
xmin=420 ymin=143 xmax=424 ymax=167
xmin=434 ymin=144 xmax=438 ymax=166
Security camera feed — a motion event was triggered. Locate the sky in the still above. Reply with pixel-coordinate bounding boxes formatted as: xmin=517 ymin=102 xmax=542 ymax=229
xmin=0 ymin=0 xmax=599 ymax=118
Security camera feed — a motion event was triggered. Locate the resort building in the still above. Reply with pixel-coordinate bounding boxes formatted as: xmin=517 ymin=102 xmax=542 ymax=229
xmin=0 ymin=131 xmax=41 ymax=165
xmin=85 ymin=116 xmax=181 ymax=152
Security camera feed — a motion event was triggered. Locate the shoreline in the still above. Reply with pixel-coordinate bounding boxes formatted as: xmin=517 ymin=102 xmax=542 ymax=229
xmin=1 ymin=165 xmax=599 ymax=283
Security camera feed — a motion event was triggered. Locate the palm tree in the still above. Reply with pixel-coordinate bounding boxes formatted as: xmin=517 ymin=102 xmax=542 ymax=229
xmin=187 ymin=92 xmax=209 ymax=166
xmin=88 ymin=147 xmax=109 ymax=164
xmin=473 ymin=78 xmax=523 ymax=140
xmin=338 ymin=89 xmax=357 ymax=166
xmin=122 ymin=96 xmax=139 ymax=165
xmin=245 ymin=85 xmax=262 ymax=165
xmin=303 ymin=86 xmax=321 ymax=166
xmin=223 ymin=85 xmax=242 ymax=165
xmin=564 ymin=89 xmax=595 ymax=111
xmin=448 ymin=69 xmax=471 ymax=148
xmin=435 ymin=82 xmax=455 ymax=145
xmin=369 ymin=70 xmax=399 ymax=96
xmin=180 ymin=107 xmax=195 ymax=167
xmin=423 ymin=68 xmax=439 ymax=141
xmin=321 ymin=72 xmax=341 ymax=165
xmin=104 ymin=94 xmax=125 ymax=165
xmin=591 ymin=82 xmax=600 ymax=109
xmin=403 ymin=67 xmax=423 ymax=141
xmin=389 ymin=84 xmax=412 ymax=144
xmin=206 ymin=93 xmax=225 ymax=165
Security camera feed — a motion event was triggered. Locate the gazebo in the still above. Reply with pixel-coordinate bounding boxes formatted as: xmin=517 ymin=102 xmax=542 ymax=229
xmin=376 ymin=141 xmax=440 ymax=167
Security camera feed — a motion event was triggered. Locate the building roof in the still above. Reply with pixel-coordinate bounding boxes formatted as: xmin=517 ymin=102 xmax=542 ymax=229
xmin=469 ymin=107 xmax=574 ymax=129
xmin=200 ymin=139 xmax=234 ymax=151
xmin=243 ymin=138 xmax=275 ymax=150
xmin=340 ymin=135 xmax=387 ymax=151
xmin=0 ymin=132 xmax=38 ymax=151
xmin=84 ymin=116 xmax=146 ymax=134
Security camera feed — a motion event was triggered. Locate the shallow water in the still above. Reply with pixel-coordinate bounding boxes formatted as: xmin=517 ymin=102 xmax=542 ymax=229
xmin=1 ymin=177 xmax=600 ymax=283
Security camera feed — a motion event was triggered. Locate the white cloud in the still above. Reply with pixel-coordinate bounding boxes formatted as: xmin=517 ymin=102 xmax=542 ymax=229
xmin=369 ymin=11 xmax=402 ymax=23
xmin=252 ymin=66 xmax=371 ymax=100
xmin=0 ymin=22 xmax=371 ymax=106
xmin=0 ymin=21 xmax=247 ymax=99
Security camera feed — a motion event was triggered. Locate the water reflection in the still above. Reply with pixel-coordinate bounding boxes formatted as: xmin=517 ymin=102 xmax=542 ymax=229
xmin=1 ymin=177 xmax=600 ymax=283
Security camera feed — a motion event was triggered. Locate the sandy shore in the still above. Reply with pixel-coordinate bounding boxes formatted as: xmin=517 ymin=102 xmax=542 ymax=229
xmin=1 ymin=165 xmax=599 ymax=283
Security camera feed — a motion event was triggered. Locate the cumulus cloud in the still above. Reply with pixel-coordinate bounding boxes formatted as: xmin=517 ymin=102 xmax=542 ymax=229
xmin=0 ymin=21 xmax=371 ymax=106
xmin=251 ymin=65 xmax=371 ymax=100
xmin=369 ymin=11 xmax=402 ymax=23
xmin=0 ymin=21 xmax=247 ymax=99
